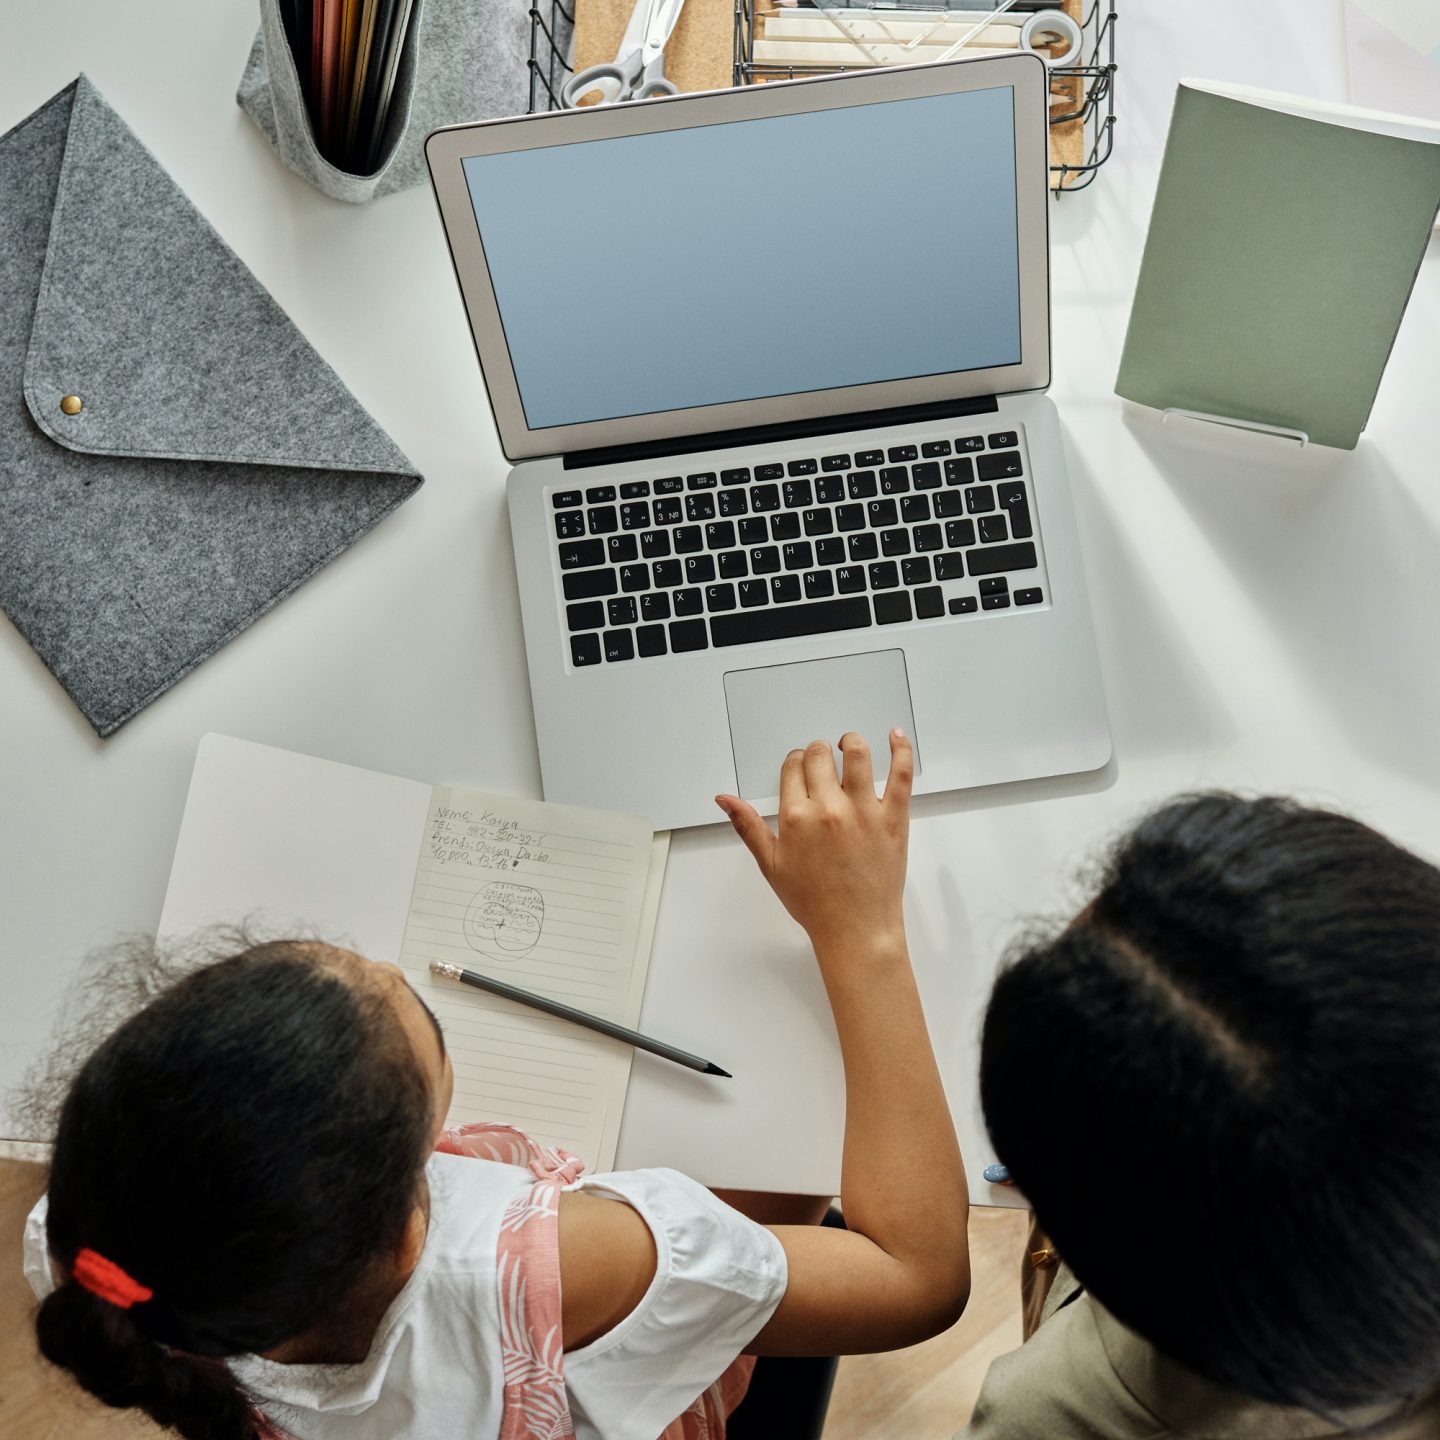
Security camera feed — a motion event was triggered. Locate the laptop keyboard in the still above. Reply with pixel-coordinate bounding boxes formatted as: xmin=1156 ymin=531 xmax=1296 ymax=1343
xmin=552 ymin=428 xmax=1044 ymax=667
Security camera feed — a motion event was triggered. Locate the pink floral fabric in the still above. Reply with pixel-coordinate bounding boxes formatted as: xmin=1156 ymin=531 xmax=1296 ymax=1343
xmin=435 ymin=1123 xmax=756 ymax=1440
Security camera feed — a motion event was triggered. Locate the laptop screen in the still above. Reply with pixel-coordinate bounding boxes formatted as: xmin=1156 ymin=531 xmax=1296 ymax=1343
xmin=461 ymin=86 xmax=1022 ymax=432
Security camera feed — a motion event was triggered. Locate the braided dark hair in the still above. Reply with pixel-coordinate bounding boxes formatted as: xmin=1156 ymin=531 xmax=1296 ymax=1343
xmin=34 ymin=940 xmax=435 ymax=1440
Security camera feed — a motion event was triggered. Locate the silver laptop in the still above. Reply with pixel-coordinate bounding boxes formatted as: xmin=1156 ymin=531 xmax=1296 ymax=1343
xmin=426 ymin=54 xmax=1110 ymax=829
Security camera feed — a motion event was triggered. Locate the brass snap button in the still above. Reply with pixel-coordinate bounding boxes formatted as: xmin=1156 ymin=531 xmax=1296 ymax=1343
xmin=60 ymin=395 xmax=83 ymax=416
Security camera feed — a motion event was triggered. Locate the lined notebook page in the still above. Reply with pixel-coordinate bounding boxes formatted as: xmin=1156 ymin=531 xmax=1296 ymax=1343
xmin=399 ymin=786 xmax=667 ymax=1170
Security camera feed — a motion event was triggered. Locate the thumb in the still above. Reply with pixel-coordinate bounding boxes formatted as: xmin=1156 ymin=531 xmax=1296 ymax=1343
xmin=716 ymin=795 xmax=777 ymax=879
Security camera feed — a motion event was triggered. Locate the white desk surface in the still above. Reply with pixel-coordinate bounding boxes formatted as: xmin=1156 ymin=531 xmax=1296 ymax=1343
xmin=3 ymin=1 xmax=1438 ymax=1196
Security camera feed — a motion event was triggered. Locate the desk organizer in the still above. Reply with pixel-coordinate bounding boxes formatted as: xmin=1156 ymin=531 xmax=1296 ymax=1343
xmin=239 ymin=0 xmax=568 ymax=202
xmin=731 ymin=0 xmax=1118 ymax=192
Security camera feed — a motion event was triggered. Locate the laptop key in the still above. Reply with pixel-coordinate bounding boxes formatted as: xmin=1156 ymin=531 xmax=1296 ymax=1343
xmin=559 ymin=539 xmax=605 ymax=569
xmin=654 ymin=476 xmax=683 ymax=494
xmin=555 ymin=511 xmax=586 ymax=539
xmin=880 ymin=529 xmax=911 ymax=557
xmin=915 ymin=585 xmax=944 ymax=619
xmin=567 ymin=601 xmax=605 ymax=632
xmin=867 ymin=498 xmax=898 ymax=528
xmin=586 ymin=486 xmax=616 ymax=503
xmin=640 ymin=529 xmax=671 ymax=558
xmin=750 ymin=546 xmax=781 ymax=574
xmin=913 ymin=524 xmax=943 ymax=552
xmin=836 ymin=503 xmax=865 ymax=532
xmin=997 ymin=481 xmax=1033 ymax=539
xmin=620 ymin=481 xmax=650 ymax=499
xmin=956 ymin=436 xmax=985 ymax=453
xmin=563 ymin=569 xmax=617 ymax=600
xmin=901 ymin=494 xmax=931 ymax=524
xmin=987 ymin=431 xmax=1019 ymax=450
xmin=721 ymin=467 xmax=751 ymax=485
xmin=607 ymin=535 xmax=638 ymax=563
xmin=619 ymin=564 xmax=650 ymax=593
xmin=706 ymin=521 xmax=736 ymax=550
xmin=805 ymin=569 xmax=835 ymax=599
xmin=588 ymin=507 xmax=618 ymax=534
xmin=950 ymin=595 xmax=978 ymax=614
xmin=653 ymin=559 xmax=683 ymax=587
xmin=965 ymin=486 xmax=995 ymax=514
xmin=879 ymin=467 xmax=910 ymax=495
xmin=1015 ymin=587 xmax=1044 ymax=606
xmin=946 ymin=519 xmax=977 ymax=548
xmin=669 ymin=619 xmax=708 ymax=652
xmin=640 ymin=592 xmax=671 ymax=622
xmin=912 ymin=462 xmax=942 ymax=489
xmin=967 ymin=542 xmax=1038 ymax=577
xmin=718 ymin=550 xmax=748 ymax=579
xmin=935 ymin=490 xmax=965 ymax=517
xmin=608 ymin=597 xmax=638 ymax=627
xmin=855 ymin=448 xmax=884 ymax=466
xmin=674 ymin=587 xmax=703 ymax=617
xmin=944 ymin=457 xmax=975 ymax=485
xmin=755 ymin=463 xmax=784 ymax=481
xmin=821 ymin=453 xmax=851 ymax=471
xmin=902 ymin=557 xmax=932 ymax=586
xmin=921 ymin=441 xmax=952 ymax=459
xmin=816 ymin=538 xmax=846 ymax=566
xmin=869 ymin=561 xmax=900 ymax=590
xmin=603 ymin=629 xmax=634 ymax=662
xmin=636 ymin=623 xmax=667 ymax=657
xmin=686 ymin=555 xmax=716 ymax=584
xmin=935 ymin=552 xmax=965 ymax=581
xmin=718 ymin=489 xmax=748 ymax=517
xmin=771 ymin=574 xmax=802 ymax=603
xmin=803 ymin=508 xmax=833 ymax=536
xmin=874 ymin=592 xmax=913 ymax=625
xmin=847 ymin=471 xmax=878 ymax=499
xmin=978 ymin=451 xmax=1024 ymax=482
xmin=978 ymin=515 xmax=1010 ymax=544
xmin=739 ymin=517 xmax=768 ymax=546
xmin=707 ymin=583 xmax=737 ymax=612
xmin=685 ymin=494 xmax=716 ymax=522
xmin=816 ymin=475 xmax=845 ymax=504
xmin=620 ymin=502 xmax=650 ymax=530
xmin=887 ymin=445 xmax=918 ymax=463
xmin=983 ymin=592 xmax=1011 ymax=610
xmin=738 ymin=580 xmax=768 ymax=608
xmin=673 ymin=526 xmax=703 ymax=554
xmin=770 ymin=513 xmax=801 ymax=541
xmin=783 ymin=542 xmax=813 ymax=571
xmin=687 ymin=472 xmax=717 ymax=489
xmin=848 ymin=533 xmax=879 ymax=561
xmin=751 ymin=484 xmax=781 ymax=512
xmin=836 ymin=566 xmax=866 ymax=594
xmin=711 ymin=596 xmax=872 ymax=648
xmin=653 ymin=497 xmax=683 ymax=525
xmin=783 ymin=480 xmax=813 ymax=508
xmin=786 ymin=458 xmax=817 ymax=475
xmin=571 ymin=633 xmax=602 ymax=667
xmin=979 ymin=577 xmax=1008 ymax=596
xmin=553 ymin=490 xmax=582 ymax=509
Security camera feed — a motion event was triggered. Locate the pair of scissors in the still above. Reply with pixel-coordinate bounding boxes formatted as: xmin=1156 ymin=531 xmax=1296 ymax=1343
xmin=561 ymin=0 xmax=687 ymax=108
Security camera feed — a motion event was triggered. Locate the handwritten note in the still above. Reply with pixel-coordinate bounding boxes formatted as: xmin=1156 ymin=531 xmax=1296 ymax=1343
xmin=399 ymin=786 xmax=667 ymax=1170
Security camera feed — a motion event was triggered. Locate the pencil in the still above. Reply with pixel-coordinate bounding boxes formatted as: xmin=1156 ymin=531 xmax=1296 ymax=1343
xmin=429 ymin=960 xmax=731 ymax=1077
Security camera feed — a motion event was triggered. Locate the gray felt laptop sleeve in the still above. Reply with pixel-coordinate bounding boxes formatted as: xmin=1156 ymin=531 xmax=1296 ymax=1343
xmin=0 ymin=76 xmax=423 ymax=737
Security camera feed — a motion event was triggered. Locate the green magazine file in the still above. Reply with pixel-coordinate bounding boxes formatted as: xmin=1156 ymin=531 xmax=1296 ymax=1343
xmin=1116 ymin=81 xmax=1440 ymax=450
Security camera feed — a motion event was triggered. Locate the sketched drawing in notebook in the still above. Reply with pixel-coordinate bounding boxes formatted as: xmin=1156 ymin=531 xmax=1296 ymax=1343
xmin=400 ymin=787 xmax=669 ymax=1170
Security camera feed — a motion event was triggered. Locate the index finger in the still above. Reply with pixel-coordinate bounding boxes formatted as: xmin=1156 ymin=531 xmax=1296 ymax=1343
xmin=779 ymin=747 xmax=808 ymax=815
xmin=882 ymin=728 xmax=914 ymax=812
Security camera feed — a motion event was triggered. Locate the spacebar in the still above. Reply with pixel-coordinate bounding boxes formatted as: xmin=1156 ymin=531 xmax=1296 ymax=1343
xmin=710 ymin=597 xmax=873 ymax=648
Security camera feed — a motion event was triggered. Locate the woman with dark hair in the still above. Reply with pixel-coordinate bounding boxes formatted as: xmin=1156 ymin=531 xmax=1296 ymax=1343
xmin=965 ymin=793 xmax=1440 ymax=1438
xmin=24 ymin=731 xmax=973 ymax=1440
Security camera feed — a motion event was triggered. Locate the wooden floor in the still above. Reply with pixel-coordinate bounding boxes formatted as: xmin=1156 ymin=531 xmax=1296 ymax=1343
xmin=0 ymin=1158 xmax=1025 ymax=1439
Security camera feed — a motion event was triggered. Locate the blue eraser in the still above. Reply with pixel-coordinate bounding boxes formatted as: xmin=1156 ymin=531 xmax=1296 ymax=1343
xmin=983 ymin=1162 xmax=1010 ymax=1185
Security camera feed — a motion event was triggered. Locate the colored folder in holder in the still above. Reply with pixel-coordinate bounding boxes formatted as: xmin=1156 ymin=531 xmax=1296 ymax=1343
xmin=0 ymin=76 xmax=422 ymax=736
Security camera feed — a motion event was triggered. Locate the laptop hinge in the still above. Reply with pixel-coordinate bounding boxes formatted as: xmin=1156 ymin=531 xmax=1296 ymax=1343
xmin=562 ymin=395 xmax=1001 ymax=471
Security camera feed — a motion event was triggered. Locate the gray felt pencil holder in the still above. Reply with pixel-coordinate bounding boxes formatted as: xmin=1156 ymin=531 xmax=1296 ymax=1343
xmin=238 ymin=0 xmax=558 ymax=204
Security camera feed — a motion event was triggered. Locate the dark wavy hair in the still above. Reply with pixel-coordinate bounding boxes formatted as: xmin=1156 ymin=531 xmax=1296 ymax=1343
xmin=30 ymin=938 xmax=435 ymax=1440
xmin=981 ymin=794 xmax=1440 ymax=1418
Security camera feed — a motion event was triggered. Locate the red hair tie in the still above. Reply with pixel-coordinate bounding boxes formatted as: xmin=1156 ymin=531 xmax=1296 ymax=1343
xmin=72 ymin=1248 xmax=153 ymax=1309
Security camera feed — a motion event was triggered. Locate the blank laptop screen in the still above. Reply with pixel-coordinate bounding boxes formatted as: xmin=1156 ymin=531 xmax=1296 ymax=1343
xmin=461 ymin=86 xmax=1022 ymax=431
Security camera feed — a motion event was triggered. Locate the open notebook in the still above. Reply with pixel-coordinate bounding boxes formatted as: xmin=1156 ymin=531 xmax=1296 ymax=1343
xmin=158 ymin=735 xmax=669 ymax=1170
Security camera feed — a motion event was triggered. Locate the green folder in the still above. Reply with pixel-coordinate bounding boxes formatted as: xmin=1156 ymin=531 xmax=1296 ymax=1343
xmin=1116 ymin=81 xmax=1440 ymax=450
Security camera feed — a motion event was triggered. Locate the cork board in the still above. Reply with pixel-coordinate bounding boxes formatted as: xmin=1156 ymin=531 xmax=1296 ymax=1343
xmin=571 ymin=0 xmax=1088 ymax=183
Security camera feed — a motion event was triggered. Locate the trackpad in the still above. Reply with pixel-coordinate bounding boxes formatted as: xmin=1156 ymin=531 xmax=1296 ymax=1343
xmin=723 ymin=650 xmax=919 ymax=802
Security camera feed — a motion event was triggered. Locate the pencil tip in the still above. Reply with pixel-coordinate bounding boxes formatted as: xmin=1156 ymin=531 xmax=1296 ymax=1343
xmin=704 ymin=1063 xmax=732 ymax=1078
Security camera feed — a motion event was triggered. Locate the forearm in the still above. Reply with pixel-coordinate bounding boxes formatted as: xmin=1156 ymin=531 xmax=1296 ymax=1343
xmin=819 ymin=933 xmax=969 ymax=1281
